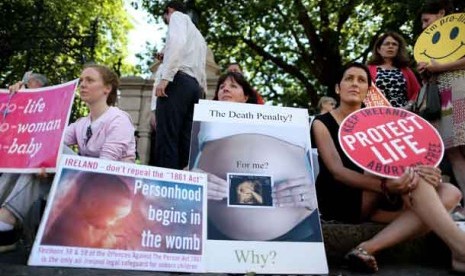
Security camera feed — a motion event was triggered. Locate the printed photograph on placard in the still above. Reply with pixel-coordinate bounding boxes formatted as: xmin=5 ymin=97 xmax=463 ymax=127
xmin=227 ymin=173 xmax=273 ymax=208
xmin=39 ymin=168 xmax=204 ymax=254
xmin=189 ymin=117 xmax=322 ymax=242
xmin=28 ymin=156 xmax=208 ymax=273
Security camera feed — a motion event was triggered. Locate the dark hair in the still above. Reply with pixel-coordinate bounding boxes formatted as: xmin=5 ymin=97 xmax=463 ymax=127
xmin=213 ymin=72 xmax=258 ymax=104
xmin=337 ymin=62 xmax=372 ymax=87
xmin=164 ymin=1 xmax=187 ymax=14
xmin=420 ymin=0 xmax=453 ymax=15
xmin=226 ymin=62 xmax=243 ymax=72
xmin=84 ymin=64 xmax=119 ymax=106
xmin=367 ymin=31 xmax=410 ymax=68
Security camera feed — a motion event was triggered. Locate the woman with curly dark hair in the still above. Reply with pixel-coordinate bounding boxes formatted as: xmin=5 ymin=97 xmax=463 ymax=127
xmin=368 ymin=31 xmax=421 ymax=108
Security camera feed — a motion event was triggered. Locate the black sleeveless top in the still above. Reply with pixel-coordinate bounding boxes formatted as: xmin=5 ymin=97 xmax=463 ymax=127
xmin=311 ymin=112 xmax=364 ymax=223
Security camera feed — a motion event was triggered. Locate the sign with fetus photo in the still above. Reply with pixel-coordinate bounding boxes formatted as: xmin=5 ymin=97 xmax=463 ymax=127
xmin=28 ymin=155 xmax=207 ymax=273
xmin=189 ymin=100 xmax=327 ymax=274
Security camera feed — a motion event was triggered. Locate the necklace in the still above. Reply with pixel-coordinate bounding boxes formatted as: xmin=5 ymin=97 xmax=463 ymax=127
xmin=332 ymin=107 xmax=358 ymax=124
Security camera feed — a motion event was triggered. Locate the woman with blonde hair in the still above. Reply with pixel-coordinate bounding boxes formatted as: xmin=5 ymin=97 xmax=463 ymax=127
xmin=0 ymin=64 xmax=136 ymax=251
xmin=317 ymin=96 xmax=337 ymax=115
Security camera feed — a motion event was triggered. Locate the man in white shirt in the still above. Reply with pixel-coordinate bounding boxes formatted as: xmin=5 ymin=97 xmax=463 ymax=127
xmin=154 ymin=1 xmax=207 ymax=169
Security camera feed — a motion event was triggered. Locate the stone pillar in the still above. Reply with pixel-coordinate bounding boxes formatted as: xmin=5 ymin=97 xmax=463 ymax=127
xmin=118 ymin=77 xmax=153 ymax=165
xmin=205 ymin=47 xmax=221 ymax=99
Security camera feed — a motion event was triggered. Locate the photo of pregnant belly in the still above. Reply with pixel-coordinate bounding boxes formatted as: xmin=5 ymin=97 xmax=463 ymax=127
xmin=190 ymin=121 xmax=322 ymax=242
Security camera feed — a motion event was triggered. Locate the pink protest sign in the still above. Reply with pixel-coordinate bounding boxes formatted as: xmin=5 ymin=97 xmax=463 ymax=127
xmin=0 ymin=80 xmax=77 ymax=172
xmin=363 ymin=85 xmax=391 ymax=107
xmin=338 ymin=107 xmax=444 ymax=179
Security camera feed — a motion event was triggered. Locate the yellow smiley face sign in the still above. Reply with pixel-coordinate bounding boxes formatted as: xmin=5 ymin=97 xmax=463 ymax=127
xmin=414 ymin=13 xmax=465 ymax=64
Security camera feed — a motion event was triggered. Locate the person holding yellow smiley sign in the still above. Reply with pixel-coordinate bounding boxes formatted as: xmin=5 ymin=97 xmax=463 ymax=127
xmin=416 ymin=0 xmax=465 ymax=214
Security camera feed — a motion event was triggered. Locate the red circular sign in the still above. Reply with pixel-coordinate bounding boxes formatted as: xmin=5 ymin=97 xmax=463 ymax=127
xmin=338 ymin=107 xmax=444 ymax=179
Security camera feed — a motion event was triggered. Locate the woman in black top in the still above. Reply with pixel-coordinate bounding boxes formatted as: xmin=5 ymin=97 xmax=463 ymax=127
xmin=311 ymin=62 xmax=465 ymax=273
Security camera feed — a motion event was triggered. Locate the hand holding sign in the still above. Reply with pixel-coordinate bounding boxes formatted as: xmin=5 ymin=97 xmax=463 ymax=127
xmin=414 ymin=165 xmax=442 ymax=188
xmin=272 ymin=176 xmax=314 ymax=209
xmin=191 ymin=168 xmax=228 ymax=200
xmin=384 ymin=167 xmax=420 ymax=195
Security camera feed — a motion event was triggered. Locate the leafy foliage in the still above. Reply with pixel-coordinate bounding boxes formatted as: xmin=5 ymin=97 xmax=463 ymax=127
xmin=0 ymin=0 xmax=137 ymax=121
xmin=140 ymin=0 xmax=464 ymax=112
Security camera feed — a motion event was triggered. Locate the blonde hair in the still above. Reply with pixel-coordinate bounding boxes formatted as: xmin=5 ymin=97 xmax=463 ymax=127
xmin=317 ymin=96 xmax=336 ymax=110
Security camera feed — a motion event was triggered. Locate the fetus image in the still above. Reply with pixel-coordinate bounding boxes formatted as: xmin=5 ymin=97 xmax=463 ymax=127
xmin=236 ymin=180 xmax=263 ymax=204
xmin=228 ymin=174 xmax=272 ymax=207
xmin=41 ymin=172 xmax=133 ymax=249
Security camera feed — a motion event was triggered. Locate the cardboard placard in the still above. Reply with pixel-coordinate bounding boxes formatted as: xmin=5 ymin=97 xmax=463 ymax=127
xmin=188 ymin=100 xmax=327 ymax=274
xmin=28 ymin=155 xmax=207 ymax=273
xmin=339 ymin=107 xmax=444 ymax=178
xmin=0 ymin=80 xmax=77 ymax=172
xmin=414 ymin=13 xmax=465 ymax=64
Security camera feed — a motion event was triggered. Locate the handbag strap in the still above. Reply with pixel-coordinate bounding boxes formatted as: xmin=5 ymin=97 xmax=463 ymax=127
xmin=415 ymin=84 xmax=427 ymax=110
xmin=428 ymin=73 xmax=438 ymax=84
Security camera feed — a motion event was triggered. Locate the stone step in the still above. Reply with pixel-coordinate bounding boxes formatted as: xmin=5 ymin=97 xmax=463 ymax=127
xmin=322 ymin=222 xmax=452 ymax=266
xmin=1 ymin=224 xmax=461 ymax=275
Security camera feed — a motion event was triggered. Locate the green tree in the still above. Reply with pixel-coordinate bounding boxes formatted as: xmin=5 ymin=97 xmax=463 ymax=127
xmin=0 ymin=0 xmax=137 ymax=121
xmin=140 ymin=0 xmax=463 ymax=111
